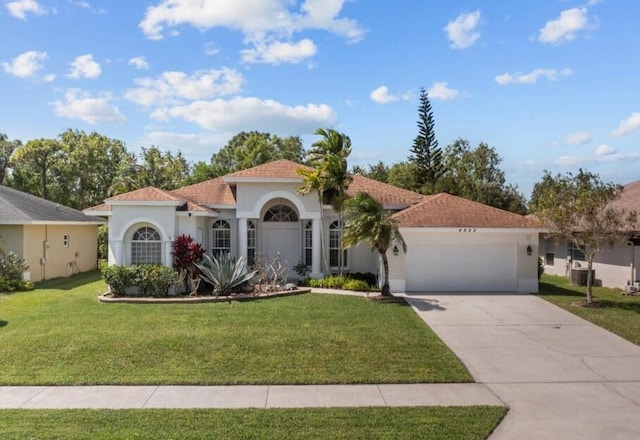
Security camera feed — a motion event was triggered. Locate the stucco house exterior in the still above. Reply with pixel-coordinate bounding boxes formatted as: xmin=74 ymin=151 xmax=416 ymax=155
xmin=0 ymin=185 xmax=104 ymax=282
xmin=85 ymin=159 xmax=542 ymax=293
xmin=541 ymin=180 xmax=640 ymax=289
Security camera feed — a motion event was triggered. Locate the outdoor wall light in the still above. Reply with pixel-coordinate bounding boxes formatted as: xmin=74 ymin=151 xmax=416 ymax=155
xmin=392 ymin=245 xmax=399 ymax=256
xmin=526 ymin=245 xmax=533 ymax=256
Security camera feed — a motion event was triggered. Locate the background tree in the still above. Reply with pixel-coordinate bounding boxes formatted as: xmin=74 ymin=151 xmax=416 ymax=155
xmin=0 ymin=133 xmax=21 ymax=185
xmin=530 ymin=169 xmax=637 ymax=304
xmin=209 ymin=131 xmax=306 ymax=177
xmin=387 ymin=161 xmax=419 ymax=191
xmin=353 ymin=161 xmax=390 ymax=183
xmin=343 ymin=192 xmax=406 ymax=296
xmin=57 ymin=129 xmax=129 ymax=209
xmin=409 ymin=88 xmax=444 ymax=194
xmin=9 ymin=138 xmax=63 ymax=200
xmin=437 ymin=139 xmax=527 ymax=214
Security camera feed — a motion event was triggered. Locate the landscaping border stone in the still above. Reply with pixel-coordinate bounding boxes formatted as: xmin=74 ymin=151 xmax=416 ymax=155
xmin=98 ymin=288 xmax=311 ymax=304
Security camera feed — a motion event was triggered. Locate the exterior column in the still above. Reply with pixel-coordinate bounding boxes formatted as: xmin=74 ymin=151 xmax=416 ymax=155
xmin=165 ymin=240 xmax=173 ymax=268
xmin=311 ymin=218 xmax=322 ymax=278
xmin=238 ymin=217 xmax=248 ymax=260
xmin=111 ymin=240 xmax=123 ymax=266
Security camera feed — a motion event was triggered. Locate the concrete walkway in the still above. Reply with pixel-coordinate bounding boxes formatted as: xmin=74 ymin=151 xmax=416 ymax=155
xmin=0 ymin=383 xmax=500 ymax=409
xmin=403 ymin=293 xmax=640 ymax=440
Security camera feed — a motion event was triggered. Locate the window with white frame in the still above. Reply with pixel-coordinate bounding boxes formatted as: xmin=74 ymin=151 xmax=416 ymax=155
xmin=263 ymin=204 xmax=298 ymax=222
xmin=304 ymin=220 xmax=313 ymax=267
xmin=131 ymin=226 xmax=162 ymax=264
xmin=211 ymin=220 xmax=231 ymax=258
xmin=329 ymin=220 xmax=347 ymax=269
xmin=247 ymin=220 xmax=256 ymax=266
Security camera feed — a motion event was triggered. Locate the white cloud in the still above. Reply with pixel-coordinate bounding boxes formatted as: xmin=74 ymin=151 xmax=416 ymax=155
xmin=139 ymin=0 xmax=364 ymax=64
xmin=151 ymin=97 xmax=336 ymax=134
xmin=428 ymin=82 xmax=461 ymax=101
xmin=2 ymin=50 xmax=48 ymax=77
xmin=125 ymin=68 xmax=243 ymax=106
xmin=369 ymin=86 xmax=411 ymax=104
xmin=68 ymin=0 xmax=90 ymax=8
xmin=558 ymin=131 xmax=592 ymax=146
xmin=43 ymin=73 xmax=55 ymax=82
xmin=6 ymin=0 xmax=47 ymax=19
xmin=495 ymin=68 xmax=572 ymax=85
xmin=204 ymin=42 xmax=220 ymax=55
xmin=611 ymin=113 xmax=640 ymax=138
xmin=539 ymin=7 xmax=595 ymax=44
xmin=241 ymin=38 xmax=317 ymax=64
xmin=444 ymin=10 xmax=481 ymax=49
xmin=595 ymin=144 xmax=616 ymax=156
xmin=140 ymin=0 xmax=364 ymax=41
xmin=128 ymin=56 xmax=149 ymax=70
xmin=52 ymin=89 xmax=126 ymax=124
xmin=67 ymin=54 xmax=101 ymax=79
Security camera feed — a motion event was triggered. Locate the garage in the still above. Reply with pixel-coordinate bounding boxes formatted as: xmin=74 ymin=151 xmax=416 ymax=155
xmin=388 ymin=193 xmax=542 ymax=294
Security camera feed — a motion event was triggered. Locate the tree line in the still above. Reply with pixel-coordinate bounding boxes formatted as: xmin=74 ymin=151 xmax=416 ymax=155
xmin=1 ymin=88 xmax=526 ymax=213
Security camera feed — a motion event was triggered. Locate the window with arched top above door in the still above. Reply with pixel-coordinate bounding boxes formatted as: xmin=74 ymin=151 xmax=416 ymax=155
xmin=131 ymin=226 xmax=162 ymax=264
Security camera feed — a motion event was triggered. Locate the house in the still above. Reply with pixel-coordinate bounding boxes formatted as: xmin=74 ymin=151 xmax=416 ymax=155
xmin=541 ymin=180 xmax=640 ymax=289
xmin=0 ymin=185 xmax=104 ymax=282
xmin=85 ymin=159 xmax=542 ymax=293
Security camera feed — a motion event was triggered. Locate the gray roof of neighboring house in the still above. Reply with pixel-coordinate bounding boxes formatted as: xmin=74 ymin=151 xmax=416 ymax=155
xmin=0 ymin=185 xmax=105 ymax=224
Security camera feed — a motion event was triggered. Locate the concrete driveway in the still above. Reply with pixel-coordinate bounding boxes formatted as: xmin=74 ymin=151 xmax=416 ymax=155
xmin=405 ymin=293 xmax=640 ymax=440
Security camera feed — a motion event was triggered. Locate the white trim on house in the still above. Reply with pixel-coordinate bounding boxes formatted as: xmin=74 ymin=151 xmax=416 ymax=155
xmin=0 ymin=220 xmax=106 ymax=225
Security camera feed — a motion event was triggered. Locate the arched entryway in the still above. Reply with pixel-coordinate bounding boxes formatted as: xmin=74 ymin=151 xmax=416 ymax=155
xmin=261 ymin=202 xmax=301 ymax=272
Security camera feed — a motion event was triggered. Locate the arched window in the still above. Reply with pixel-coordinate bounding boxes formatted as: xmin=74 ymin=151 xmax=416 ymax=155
xmin=304 ymin=221 xmax=313 ymax=267
xmin=247 ymin=220 xmax=257 ymax=266
xmin=329 ymin=220 xmax=348 ymax=269
xmin=211 ymin=220 xmax=231 ymax=258
xmin=263 ymin=205 xmax=298 ymax=222
xmin=131 ymin=226 xmax=162 ymax=264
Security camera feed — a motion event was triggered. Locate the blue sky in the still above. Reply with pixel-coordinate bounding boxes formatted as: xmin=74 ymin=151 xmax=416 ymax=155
xmin=2 ymin=0 xmax=639 ymax=197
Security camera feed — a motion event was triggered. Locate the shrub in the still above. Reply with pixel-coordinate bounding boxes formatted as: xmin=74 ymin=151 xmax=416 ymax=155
xmin=97 ymin=225 xmax=108 ymax=261
xmin=0 ymin=252 xmax=33 ymax=293
xmin=342 ymin=279 xmax=371 ymax=292
xmin=172 ymin=234 xmax=204 ymax=277
xmin=102 ymin=264 xmax=177 ymax=297
xmin=538 ymin=257 xmax=545 ymax=280
xmin=349 ymin=272 xmax=378 ymax=287
xmin=196 ymin=253 xmax=256 ymax=297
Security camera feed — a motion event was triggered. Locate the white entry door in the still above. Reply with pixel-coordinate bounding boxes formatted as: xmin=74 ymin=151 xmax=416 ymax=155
xmin=262 ymin=222 xmax=301 ymax=276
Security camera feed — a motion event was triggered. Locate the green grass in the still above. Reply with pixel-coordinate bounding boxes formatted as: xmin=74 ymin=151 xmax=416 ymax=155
xmin=0 ymin=407 xmax=507 ymax=440
xmin=538 ymin=274 xmax=640 ymax=345
xmin=0 ymin=271 xmax=472 ymax=385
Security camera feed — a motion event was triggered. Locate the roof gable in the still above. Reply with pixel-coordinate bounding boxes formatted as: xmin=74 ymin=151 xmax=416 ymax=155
xmin=106 ymin=186 xmax=185 ymax=203
xmin=224 ymin=159 xmax=312 ymax=181
xmin=610 ymin=180 xmax=640 ymax=212
xmin=348 ymin=175 xmax=422 ymax=208
xmin=0 ymin=185 xmax=104 ymax=224
xmin=393 ymin=193 xmax=541 ymax=229
xmin=172 ymin=177 xmax=236 ymax=206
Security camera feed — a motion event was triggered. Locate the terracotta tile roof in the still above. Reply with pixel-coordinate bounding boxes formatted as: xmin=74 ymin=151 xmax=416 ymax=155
xmin=393 ymin=193 xmax=542 ymax=229
xmin=224 ymin=159 xmax=312 ymax=179
xmin=611 ymin=180 xmax=640 ymax=213
xmin=348 ymin=175 xmax=423 ymax=207
xmin=106 ymin=186 xmax=185 ymax=203
xmin=84 ymin=203 xmax=111 ymax=212
xmin=172 ymin=177 xmax=236 ymax=206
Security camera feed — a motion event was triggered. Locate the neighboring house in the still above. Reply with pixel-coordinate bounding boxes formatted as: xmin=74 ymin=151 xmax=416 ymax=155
xmin=0 ymin=185 xmax=104 ymax=282
xmin=85 ymin=159 xmax=542 ymax=293
xmin=541 ymin=180 xmax=640 ymax=289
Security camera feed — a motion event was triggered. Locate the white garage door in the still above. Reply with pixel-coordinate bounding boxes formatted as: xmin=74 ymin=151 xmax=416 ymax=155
xmin=405 ymin=244 xmax=516 ymax=292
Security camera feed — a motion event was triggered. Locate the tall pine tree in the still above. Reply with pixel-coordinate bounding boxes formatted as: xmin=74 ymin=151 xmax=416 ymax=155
xmin=409 ymin=88 xmax=444 ymax=194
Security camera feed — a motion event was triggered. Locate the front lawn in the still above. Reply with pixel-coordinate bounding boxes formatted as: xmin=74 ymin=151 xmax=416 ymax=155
xmin=0 ymin=407 xmax=507 ymax=440
xmin=538 ymin=274 xmax=640 ymax=345
xmin=0 ymin=271 xmax=472 ymax=385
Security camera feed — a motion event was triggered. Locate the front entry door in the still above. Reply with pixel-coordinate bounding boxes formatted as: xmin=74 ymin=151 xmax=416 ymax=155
xmin=262 ymin=222 xmax=300 ymax=277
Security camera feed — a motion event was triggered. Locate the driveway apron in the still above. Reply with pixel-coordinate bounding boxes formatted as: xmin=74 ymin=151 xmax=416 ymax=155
xmin=405 ymin=293 xmax=640 ymax=440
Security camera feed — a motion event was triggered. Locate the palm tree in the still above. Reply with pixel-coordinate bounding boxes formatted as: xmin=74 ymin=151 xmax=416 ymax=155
xmin=343 ymin=192 xmax=406 ymax=296
xmin=308 ymin=128 xmax=352 ymax=274
xmin=297 ymin=166 xmax=329 ymax=271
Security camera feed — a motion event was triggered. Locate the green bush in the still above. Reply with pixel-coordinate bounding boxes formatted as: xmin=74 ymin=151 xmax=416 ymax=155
xmin=0 ymin=252 xmax=33 ymax=293
xmin=342 ymin=279 xmax=371 ymax=291
xmin=102 ymin=264 xmax=178 ymax=297
xmin=538 ymin=257 xmax=545 ymax=280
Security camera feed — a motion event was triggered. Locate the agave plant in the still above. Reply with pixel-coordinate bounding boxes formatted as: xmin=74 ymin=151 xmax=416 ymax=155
xmin=196 ymin=253 xmax=256 ymax=297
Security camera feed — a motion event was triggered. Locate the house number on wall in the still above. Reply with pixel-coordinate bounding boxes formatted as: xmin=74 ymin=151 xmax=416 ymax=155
xmin=458 ymin=228 xmax=477 ymax=232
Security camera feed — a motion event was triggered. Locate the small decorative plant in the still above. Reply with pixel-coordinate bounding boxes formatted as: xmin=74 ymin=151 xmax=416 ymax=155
xmin=196 ymin=253 xmax=256 ymax=297
xmin=293 ymin=261 xmax=308 ymax=278
xmin=172 ymin=234 xmax=205 ymax=293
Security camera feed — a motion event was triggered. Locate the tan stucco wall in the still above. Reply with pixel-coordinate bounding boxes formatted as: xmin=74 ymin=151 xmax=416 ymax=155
xmin=21 ymin=224 xmax=98 ymax=282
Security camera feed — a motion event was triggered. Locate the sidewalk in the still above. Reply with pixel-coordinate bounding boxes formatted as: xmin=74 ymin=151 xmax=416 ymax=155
xmin=0 ymin=383 xmax=502 ymax=409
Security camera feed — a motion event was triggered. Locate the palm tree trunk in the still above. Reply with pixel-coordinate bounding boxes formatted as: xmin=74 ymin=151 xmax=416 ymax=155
xmin=380 ymin=250 xmax=391 ymax=296
xmin=317 ymin=190 xmax=329 ymax=273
